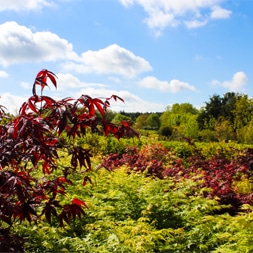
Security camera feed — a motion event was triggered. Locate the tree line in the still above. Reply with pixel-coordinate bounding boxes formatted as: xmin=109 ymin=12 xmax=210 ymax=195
xmin=110 ymin=92 xmax=253 ymax=143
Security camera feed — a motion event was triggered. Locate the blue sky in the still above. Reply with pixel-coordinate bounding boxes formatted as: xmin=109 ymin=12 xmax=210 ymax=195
xmin=0 ymin=0 xmax=252 ymax=114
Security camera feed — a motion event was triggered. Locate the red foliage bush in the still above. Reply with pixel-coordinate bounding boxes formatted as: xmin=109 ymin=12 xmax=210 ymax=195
xmin=100 ymin=142 xmax=253 ymax=214
xmin=0 ymin=69 xmax=138 ymax=252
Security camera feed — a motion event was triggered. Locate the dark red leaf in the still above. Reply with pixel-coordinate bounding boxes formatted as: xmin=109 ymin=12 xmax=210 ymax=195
xmin=32 ymin=69 xmax=57 ymax=96
xmin=41 ymin=200 xmax=61 ymax=224
xmin=57 ymin=113 xmax=67 ymax=135
xmin=89 ymin=103 xmax=95 ymax=116
xmin=83 ymin=176 xmax=93 ymax=186
xmin=121 ymin=120 xmax=130 ymax=127
xmin=107 ymin=95 xmax=124 ymax=103
xmin=72 ymin=198 xmax=88 ymax=208
xmin=28 ymin=96 xmax=39 ymax=113
xmin=92 ymin=98 xmax=105 ymax=117
xmin=47 ymin=71 xmax=57 ymax=88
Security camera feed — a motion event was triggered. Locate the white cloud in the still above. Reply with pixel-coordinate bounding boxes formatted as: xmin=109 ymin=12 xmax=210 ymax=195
xmin=0 ymin=22 xmax=151 ymax=77
xmin=185 ymin=19 xmax=208 ymax=29
xmin=77 ymin=87 xmax=165 ymax=112
xmin=211 ymin=5 xmax=232 ymax=19
xmin=62 ymin=44 xmax=152 ymax=78
xmin=211 ymin=71 xmax=248 ymax=91
xmin=0 ymin=70 xmax=8 ymax=78
xmin=52 ymin=74 xmax=166 ymax=112
xmin=119 ymin=0 xmax=232 ymax=35
xmin=0 ymin=75 xmax=166 ymax=114
xmin=0 ymin=93 xmax=26 ymax=115
xmin=119 ymin=0 xmax=134 ymax=7
xmin=57 ymin=74 xmax=166 ymax=112
xmin=0 ymin=0 xmax=53 ymax=12
xmin=53 ymin=73 xmax=165 ymax=112
xmin=138 ymin=76 xmax=197 ymax=92
xmin=0 ymin=21 xmax=76 ymax=67
xmin=56 ymin=73 xmax=107 ymax=90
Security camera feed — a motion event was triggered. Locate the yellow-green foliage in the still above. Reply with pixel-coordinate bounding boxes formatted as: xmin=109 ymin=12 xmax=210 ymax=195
xmin=233 ymin=178 xmax=253 ymax=194
xmin=14 ymin=165 xmax=253 ymax=253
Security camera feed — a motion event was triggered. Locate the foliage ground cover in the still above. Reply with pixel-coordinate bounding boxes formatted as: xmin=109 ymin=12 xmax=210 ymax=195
xmin=15 ymin=165 xmax=253 ymax=252
xmin=10 ymin=139 xmax=253 ymax=252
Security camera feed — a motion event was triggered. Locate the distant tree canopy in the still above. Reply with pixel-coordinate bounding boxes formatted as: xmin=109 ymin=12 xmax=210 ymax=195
xmin=169 ymin=103 xmax=199 ymax=114
xmin=189 ymin=92 xmax=253 ymax=142
xmin=197 ymin=92 xmax=252 ymax=131
xmin=146 ymin=113 xmax=160 ymax=129
xmin=134 ymin=112 xmax=163 ymax=130
xmin=134 ymin=114 xmax=149 ymax=129
xmin=119 ymin=111 xmax=142 ymax=122
xmin=158 ymin=92 xmax=253 ymax=142
xmin=100 ymin=92 xmax=253 ymax=143
xmin=112 ymin=113 xmax=133 ymax=125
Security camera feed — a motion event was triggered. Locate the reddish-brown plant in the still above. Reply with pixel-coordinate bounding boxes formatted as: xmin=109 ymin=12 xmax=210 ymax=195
xmin=0 ymin=69 xmax=138 ymax=252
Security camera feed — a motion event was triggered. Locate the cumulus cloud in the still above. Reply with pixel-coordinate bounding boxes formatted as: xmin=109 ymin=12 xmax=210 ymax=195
xmin=0 ymin=21 xmax=76 ymax=67
xmin=211 ymin=5 xmax=232 ymax=19
xmin=0 ymin=70 xmax=8 ymax=78
xmin=0 ymin=93 xmax=26 ymax=114
xmin=77 ymin=87 xmax=165 ymax=112
xmin=0 ymin=22 xmax=150 ymax=78
xmin=62 ymin=44 xmax=152 ymax=78
xmin=1 ymin=73 xmax=167 ymax=114
xmin=56 ymin=73 xmax=107 ymax=90
xmin=54 ymin=74 xmax=166 ymax=112
xmin=119 ymin=0 xmax=232 ymax=35
xmin=138 ymin=76 xmax=197 ymax=93
xmin=57 ymin=74 xmax=166 ymax=112
xmin=0 ymin=0 xmax=54 ymax=12
xmin=211 ymin=71 xmax=248 ymax=91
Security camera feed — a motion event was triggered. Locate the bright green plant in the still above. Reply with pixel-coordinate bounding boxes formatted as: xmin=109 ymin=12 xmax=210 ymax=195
xmin=14 ymin=165 xmax=252 ymax=252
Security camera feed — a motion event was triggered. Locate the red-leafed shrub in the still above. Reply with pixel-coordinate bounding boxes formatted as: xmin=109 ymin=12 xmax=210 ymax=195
xmin=100 ymin=141 xmax=253 ymax=214
xmin=165 ymin=149 xmax=253 ymax=213
xmin=0 ymin=69 xmax=138 ymax=252
xmin=99 ymin=144 xmax=174 ymax=178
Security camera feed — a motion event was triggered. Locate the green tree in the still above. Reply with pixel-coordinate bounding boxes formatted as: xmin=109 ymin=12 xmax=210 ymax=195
xmin=171 ymin=103 xmax=198 ymax=114
xmin=197 ymin=92 xmax=243 ymax=132
xmin=112 ymin=113 xmax=133 ymax=125
xmin=104 ymin=109 xmax=117 ymax=121
xmin=197 ymin=94 xmax=222 ymax=130
xmin=159 ymin=126 xmax=172 ymax=137
xmin=215 ymin=118 xmax=235 ymax=142
xmin=119 ymin=111 xmax=142 ymax=122
xmin=234 ymin=95 xmax=253 ymax=130
xmin=221 ymin=92 xmax=241 ymax=128
xmin=160 ymin=103 xmax=199 ymax=140
xmin=159 ymin=111 xmax=172 ymax=128
xmin=146 ymin=113 xmax=160 ymax=129
xmin=239 ymin=118 xmax=253 ymax=144
xmin=134 ymin=113 xmax=149 ymax=129
xmin=182 ymin=114 xmax=199 ymax=139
